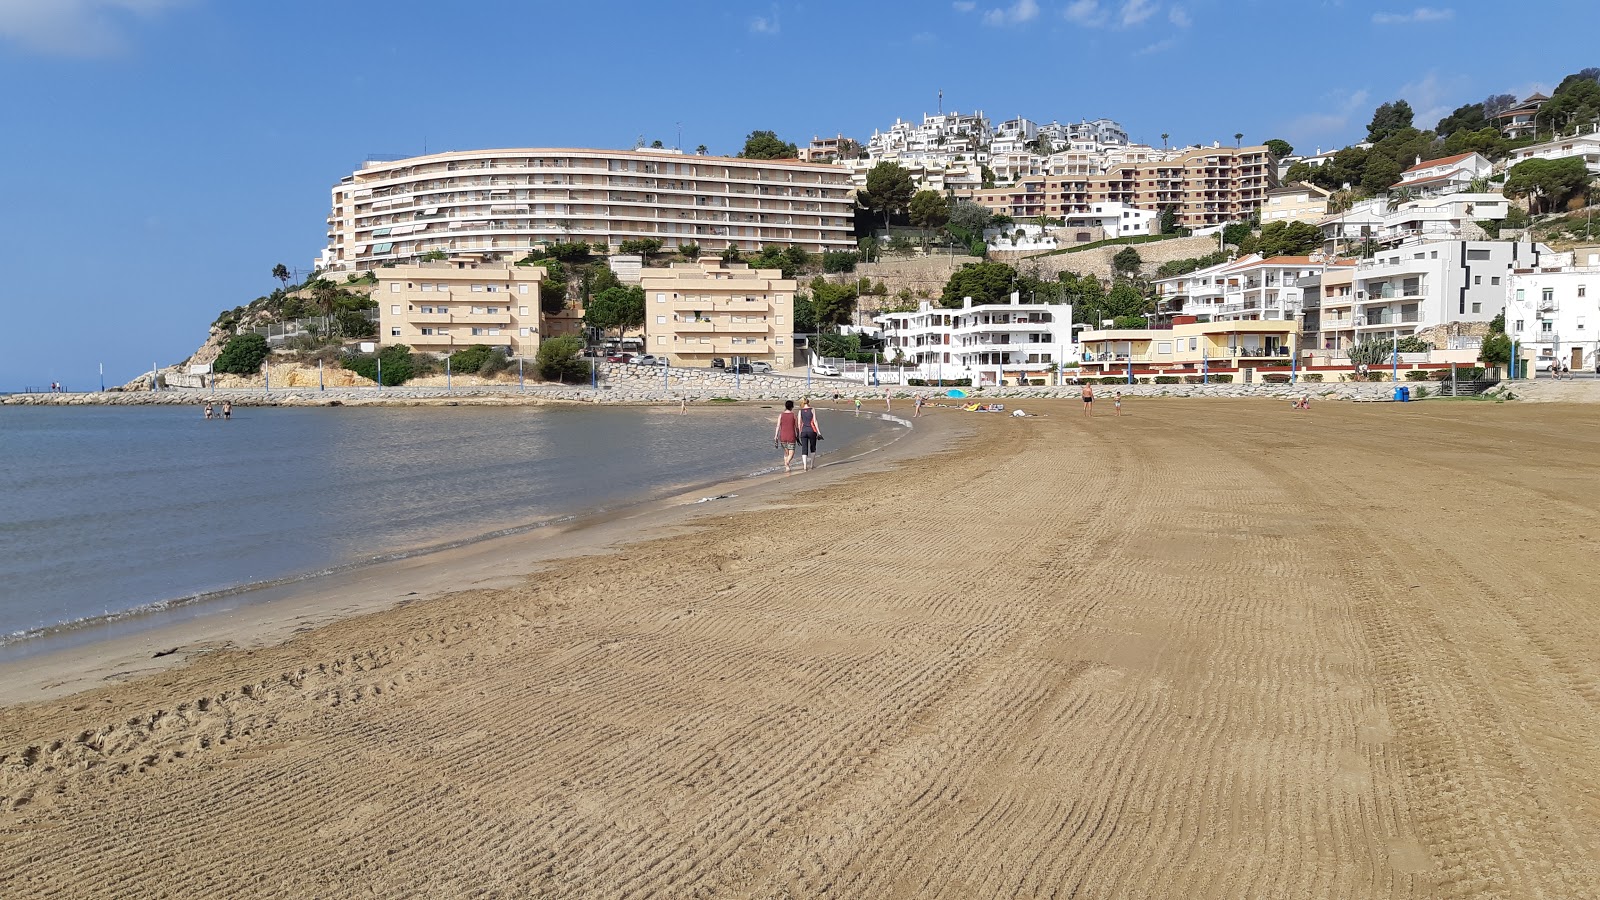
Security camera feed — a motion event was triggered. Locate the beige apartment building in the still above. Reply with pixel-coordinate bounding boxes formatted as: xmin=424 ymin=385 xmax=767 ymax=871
xmin=377 ymin=260 xmax=545 ymax=357
xmin=323 ymin=148 xmax=855 ymax=273
xmin=959 ymin=144 xmax=1277 ymax=228
xmin=1261 ymin=183 xmax=1331 ymax=225
xmin=640 ymin=259 xmax=795 ymax=367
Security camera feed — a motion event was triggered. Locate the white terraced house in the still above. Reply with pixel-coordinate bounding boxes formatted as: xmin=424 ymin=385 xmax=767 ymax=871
xmin=320 ymin=148 xmax=855 ymax=273
xmin=1504 ymin=247 xmax=1600 ymax=373
xmin=876 ymin=295 xmax=1076 ymax=386
xmin=1336 ymin=239 xmax=1553 ymax=345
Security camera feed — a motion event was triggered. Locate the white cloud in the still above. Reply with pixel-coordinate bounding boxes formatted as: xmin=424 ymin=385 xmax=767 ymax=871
xmin=0 ymin=0 xmax=187 ymax=56
xmin=1168 ymin=5 xmax=1191 ymax=27
xmin=982 ymin=0 xmax=1039 ymax=26
xmin=1118 ymin=0 xmax=1157 ymax=27
xmin=1372 ymin=6 xmax=1454 ymax=24
xmin=1397 ymin=70 xmax=1469 ymax=132
xmin=952 ymin=0 xmax=977 ymax=10
xmin=1137 ymin=37 xmax=1177 ymax=55
xmin=1063 ymin=0 xmax=1107 ymax=26
xmin=749 ymin=4 xmax=780 ymax=35
xmin=1282 ymin=88 xmax=1372 ymax=146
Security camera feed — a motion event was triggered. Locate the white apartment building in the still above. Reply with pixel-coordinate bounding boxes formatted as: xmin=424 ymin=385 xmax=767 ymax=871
xmin=1504 ymin=247 xmax=1600 ymax=372
xmin=321 ymin=148 xmax=855 ymax=273
xmin=1391 ymin=152 xmax=1493 ymax=196
xmin=876 ymin=295 xmax=1076 ymax=385
xmin=1328 ymin=239 xmax=1551 ymax=346
xmin=1318 ymin=194 xmax=1508 ymax=253
xmin=1507 ymin=129 xmax=1600 ymax=175
xmin=1153 ymin=259 xmax=1232 ymax=318
xmin=1062 ymin=202 xmax=1157 ymax=238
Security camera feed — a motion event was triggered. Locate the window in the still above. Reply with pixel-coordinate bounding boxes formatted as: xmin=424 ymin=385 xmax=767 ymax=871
xmin=421 ymin=328 xmax=434 ymax=335
xmin=1467 ymin=249 xmax=1490 ymax=261
xmin=390 ymin=327 xmax=401 ymax=336
xmin=1580 ymin=286 xmax=1588 ymax=298
xmin=519 ymin=327 xmax=531 ymax=337
xmin=1543 ymin=288 xmax=1554 ymax=303
xmin=519 ymin=307 xmax=529 ymax=316
xmin=471 ymin=284 xmax=484 ymax=292
xmin=488 ymin=329 xmax=500 ymax=336
xmin=391 ymin=305 xmax=401 ymax=315
xmin=1516 ymin=289 xmax=1525 ymax=301
xmin=1578 ymin=317 xmax=1586 ymax=331
xmin=1189 ymin=337 xmax=1198 ymax=350
xmin=1491 ymin=277 xmax=1500 ymax=286
xmin=1472 ymin=302 xmax=1482 ymax=314
xmin=519 ymin=284 xmax=529 ymax=294
xmin=389 ymin=282 xmax=400 ymax=292
xmin=656 ymin=315 xmax=667 ymax=324
xmin=1516 ymin=319 xmax=1524 ymax=331
xmin=421 ymin=283 xmax=434 ymax=291
xmin=1156 ymin=342 xmax=1173 ymax=354
xmin=1474 ymin=276 xmax=1481 ymax=285
xmin=658 ymin=336 xmax=667 ymax=345
xmin=1431 ymin=251 xmax=1438 ymax=259
xmin=657 ymin=293 xmax=667 ymax=303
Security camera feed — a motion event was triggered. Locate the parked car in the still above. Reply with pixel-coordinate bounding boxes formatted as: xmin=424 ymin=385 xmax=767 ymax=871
xmin=606 ymin=352 xmax=634 ymax=364
xmin=710 ymin=358 xmax=726 ymax=369
xmin=750 ymin=361 xmax=773 ymax=374
xmin=730 ymin=362 xmax=753 ymax=374
xmin=634 ymin=354 xmax=667 ymax=367
xmin=814 ymin=363 xmax=841 ymax=377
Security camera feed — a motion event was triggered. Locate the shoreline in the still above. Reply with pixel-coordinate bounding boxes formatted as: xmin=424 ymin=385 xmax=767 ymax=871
xmin=0 ymin=407 xmax=948 ymax=705
xmin=6 ymin=377 xmax=1597 ymax=406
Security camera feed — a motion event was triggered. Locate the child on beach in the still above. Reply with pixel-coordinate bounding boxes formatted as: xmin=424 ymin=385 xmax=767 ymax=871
xmin=854 ymin=397 xmax=862 ymax=416
xmin=1113 ymin=392 xmax=1122 ymax=416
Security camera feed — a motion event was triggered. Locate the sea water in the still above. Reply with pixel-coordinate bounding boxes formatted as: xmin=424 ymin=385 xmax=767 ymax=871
xmin=0 ymin=403 xmax=895 ymax=642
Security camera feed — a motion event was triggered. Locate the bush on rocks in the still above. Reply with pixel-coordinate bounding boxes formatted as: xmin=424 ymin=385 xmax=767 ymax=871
xmin=1155 ymin=375 xmax=1180 ymax=384
xmin=1301 ymin=373 xmax=1324 ymax=382
xmin=213 ymin=333 xmax=270 ymax=374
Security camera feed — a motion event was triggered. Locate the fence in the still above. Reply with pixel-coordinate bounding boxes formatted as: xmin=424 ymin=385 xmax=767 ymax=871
xmin=241 ymin=309 xmax=379 ymax=343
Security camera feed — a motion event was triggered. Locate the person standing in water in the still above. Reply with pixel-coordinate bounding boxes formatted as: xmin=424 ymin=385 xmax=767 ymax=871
xmin=203 ymin=402 xmax=214 ymax=420
xmin=774 ymin=400 xmax=799 ymax=473
xmin=222 ymin=400 xmax=232 ymax=420
xmin=797 ymin=398 xmax=822 ymax=471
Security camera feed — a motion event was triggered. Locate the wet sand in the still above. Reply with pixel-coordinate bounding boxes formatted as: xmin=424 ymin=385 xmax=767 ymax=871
xmin=2 ymin=399 xmax=1597 ymax=898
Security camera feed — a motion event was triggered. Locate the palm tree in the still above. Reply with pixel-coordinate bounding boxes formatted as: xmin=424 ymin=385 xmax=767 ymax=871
xmin=1387 ymin=189 xmax=1417 ymax=212
xmin=271 ymin=263 xmax=291 ymax=292
xmin=1161 ymin=133 xmax=1169 ymax=149
xmin=1234 ymin=132 xmax=1244 ymax=149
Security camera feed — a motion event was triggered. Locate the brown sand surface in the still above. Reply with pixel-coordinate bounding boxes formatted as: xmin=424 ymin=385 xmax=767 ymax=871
xmin=2 ymin=399 xmax=1598 ymax=898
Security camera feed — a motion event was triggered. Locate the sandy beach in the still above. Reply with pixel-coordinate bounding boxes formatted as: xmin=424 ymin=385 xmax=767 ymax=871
xmin=2 ymin=398 xmax=1597 ymax=898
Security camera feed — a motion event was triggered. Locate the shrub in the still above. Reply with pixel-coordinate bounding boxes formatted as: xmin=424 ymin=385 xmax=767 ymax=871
xmin=821 ymin=251 xmax=860 ymax=274
xmin=537 ymin=335 xmax=589 ymax=383
xmin=1365 ymin=372 xmax=1388 ymax=382
xmin=1210 ymin=374 xmax=1233 ymax=383
xmin=335 ymin=309 xmax=376 ymax=339
xmin=1405 ymin=370 xmax=1432 ymax=381
xmin=1412 ymin=386 xmax=1430 ymax=399
xmin=1029 ymin=379 xmax=1045 ymax=386
xmin=341 ymin=344 xmax=415 ymax=386
xmin=1099 ymin=376 xmax=1126 ymax=384
xmin=448 ymin=344 xmax=499 ymax=375
xmin=1184 ymin=375 xmax=1203 ymax=384
xmin=678 ymin=242 xmax=700 ymax=258
xmin=543 ymin=241 xmax=592 ymax=261
xmin=1154 ymin=375 xmax=1181 ymax=384
xmin=213 ymin=332 xmax=270 ymax=374
xmin=618 ymin=238 xmax=662 ymax=256
xmin=1301 ymin=373 xmax=1323 ymax=382
xmin=1263 ymin=373 xmax=1292 ymax=383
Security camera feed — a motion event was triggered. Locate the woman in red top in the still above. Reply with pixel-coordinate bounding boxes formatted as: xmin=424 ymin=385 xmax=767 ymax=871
xmin=774 ymin=399 xmax=799 ymax=473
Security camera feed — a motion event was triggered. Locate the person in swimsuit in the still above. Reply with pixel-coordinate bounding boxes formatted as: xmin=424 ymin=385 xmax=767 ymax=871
xmin=222 ymin=401 xmax=232 ymax=420
xmin=1081 ymin=383 xmax=1094 ymax=417
xmin=775 ymin=400 xmax=799 ymax=473
xmin=914 ymin=394 xmax=924 ymax=417
xmin=1113 ymin=391 xmax=1122 ymax=416
xmin=797 ymin=398 xmax=822 ymax=471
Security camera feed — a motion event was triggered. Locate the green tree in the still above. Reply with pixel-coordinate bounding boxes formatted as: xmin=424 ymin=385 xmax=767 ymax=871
xmin=1222 ymin=222 xmax=1253 ymax=247
xmin=1265 ymin=138 xmax=1294 ymax=159
xmin=583 ymin=285 xmax=645 ymax=344
xmin=948 ymin=200 xmax=994 ymax=245
xmin=521 ymin=259 xmax=568 ymax=315
xmin=1112 ymin=315 xmax=1148 ymax=329
xmin=908 ymin=189 xmax=950 ymax=247
xmin=213 ymin=332 xmax=270 ymax=374
xmin=980 ymin=165 xmax=996 ymax=188
xmin=738 ymin=130 xmax=798 ymax=159
xmin=720 ymin=244 xmax=743 ymax=263
xmin=1112 ymin=246 xmax=1142 ymax=275
xmin=618 ymin=238 xmax=662 ymax=257
xmin=1253 ymin=221 xmax=1322 ymax=257
xmin=694 ymin=144 xmax=708 ymax=155
xmin=1435 ymin=102 xmax=1488 ymax=137
xmin=1479 ymin=332 xmax=1514 ymax=368
xmin=1367 ymin=100 xmax=1415 ymax=143
xmin=792 ymin=296 xmax=818 ymax=333
xmin=335 ymin=309 xmax=376 ymax=339
xmin=342 ymin=344 xmax=415 ymax=386
xmin=649 ymin=139 xmax=664 ymax=149
xmin=939 ymin=261 xmax=1018 ymax=308
xmin=821 ymin=251 xmax=859 ymax=274
xmin=536 ymin=335 xmax=589 ymax=382
xmin=1360 ymin=152 xmax=1403 ymax=194
xmin=808 ymin=277 xmax=858 ymax=329
xmin=583 ymin=262 xmax=621 ymax=301
xmin=1504 ymin=157 xmax=1591 ymax=214
xmin=448 ymin=344 xmax=500 ymax=375
xmin=864 ymin=162 xmax=915 ymax=229
xmin=271 ymin=263 xmax=291 ymax=292
xmin=1104 ymin=280 xmax=1149 ymax=320
xmin=1537 ymin=72 xmax=1600 ymax=135
xmin=678 ymin=242 xmax=700 ymax=259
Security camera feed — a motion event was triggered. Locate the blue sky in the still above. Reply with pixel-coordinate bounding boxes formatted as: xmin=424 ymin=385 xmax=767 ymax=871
xmin=0 ymin=0 xmax=1589 ymax=389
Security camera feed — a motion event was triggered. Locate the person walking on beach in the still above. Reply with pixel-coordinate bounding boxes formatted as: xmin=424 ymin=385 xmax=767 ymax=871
xmin=884 ymin=388 xmax=892 ymax=412
xmin=222 ymin=400 xmax=232 ymax=420
xmin=1113 ymin=391 xmax=1122 ymax=417
xmin=914 ymin=394 xmax=925 ymax=418
xmin=775 ymin=400 xmax=799 ymax=473
xmin=1081 ymin=382 xmax=1094 ymax=417
xmin=797 ymin=398 xmax=822 ymax=471
xmin=853 ymin=397 xmax=862 ymax=417
xmin=680 ymin=395 xmax=687 ymax=415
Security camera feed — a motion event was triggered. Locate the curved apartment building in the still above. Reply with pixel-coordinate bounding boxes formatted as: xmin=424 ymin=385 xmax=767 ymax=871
xmin=321 ymin=148 xmax=856 ymax=273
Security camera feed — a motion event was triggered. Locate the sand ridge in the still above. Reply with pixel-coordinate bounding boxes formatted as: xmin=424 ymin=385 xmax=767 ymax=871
xmin=1 ymin=399 xmax=1598 ymax=898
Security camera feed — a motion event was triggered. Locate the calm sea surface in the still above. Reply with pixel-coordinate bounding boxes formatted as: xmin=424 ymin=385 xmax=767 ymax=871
xmin=0 ymin=404 xmax=895 ymax=642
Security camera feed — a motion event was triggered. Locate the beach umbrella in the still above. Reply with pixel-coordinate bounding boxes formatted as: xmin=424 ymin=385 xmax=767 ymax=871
xmin=947 ymin=388 xmax=967 ymax=398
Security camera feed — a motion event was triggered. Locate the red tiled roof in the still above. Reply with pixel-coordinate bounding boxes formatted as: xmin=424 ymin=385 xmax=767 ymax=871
xmin=1403 ymin=152 xmax=1477 ymax=173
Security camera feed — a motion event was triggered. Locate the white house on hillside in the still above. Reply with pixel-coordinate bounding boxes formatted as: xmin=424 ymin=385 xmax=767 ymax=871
xmin=1391 ymin=152 xmax=1492 ymax=197
xmin=1504 ymin=247 xmax=1600 ymax=373
xmin=1507 ymin=130 xmax=1600 ymax=175
xmin=877 ymin=294 xmax=1076 ymax=385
